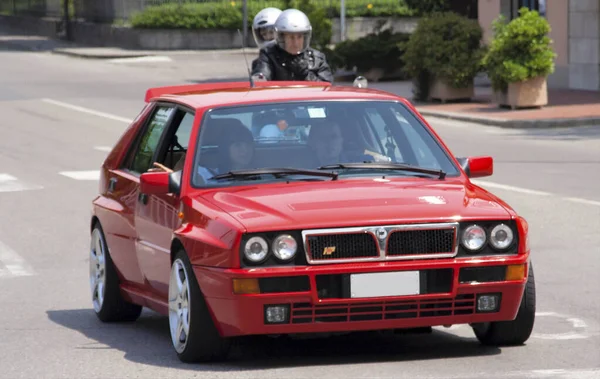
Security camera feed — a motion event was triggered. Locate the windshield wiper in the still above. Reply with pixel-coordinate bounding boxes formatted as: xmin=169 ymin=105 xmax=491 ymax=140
xmin=211 ymin=167 xmax=339 ymax=181
xmin=318 ymin=162 xmax=446 ymax=179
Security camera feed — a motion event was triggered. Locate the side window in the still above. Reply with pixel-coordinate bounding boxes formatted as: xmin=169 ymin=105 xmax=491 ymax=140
xmin=159 ymin=111 xmax=195 ymax=171
xmin=129 ymin=106 xmax=174 ymax=173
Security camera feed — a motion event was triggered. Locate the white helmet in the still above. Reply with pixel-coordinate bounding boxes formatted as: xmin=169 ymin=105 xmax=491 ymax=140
xmin=274 ymin=9 xmax=312 ymax=54
xmin=252 ymin=7 xmax=282 ymax=49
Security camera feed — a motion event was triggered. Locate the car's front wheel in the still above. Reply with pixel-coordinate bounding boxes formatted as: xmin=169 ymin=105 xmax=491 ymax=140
xmin=90 ymin=223 xmax=142 ymax=322
xmin=168 ymin=250 xmax=231 ymax=363
xmin=472 ymin=263 xmax=536 ymax=346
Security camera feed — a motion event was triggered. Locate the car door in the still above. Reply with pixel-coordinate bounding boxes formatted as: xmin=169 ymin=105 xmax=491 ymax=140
xmin=135 ymin=107 xmax=195 ymax=300
xmin=110 ymin=103 xmax=176 ymax=293
xmin=99 ymin=103 xmax=172 ymax=289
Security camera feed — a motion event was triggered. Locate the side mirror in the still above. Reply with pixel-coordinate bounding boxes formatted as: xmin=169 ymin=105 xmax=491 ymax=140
xmin=140 ymin=170 xmax=181 ymax=195
xmin=353 ymin=76 xmax=368 ymax=88
xmin=456 ymin=156 xmax=493 ymax=178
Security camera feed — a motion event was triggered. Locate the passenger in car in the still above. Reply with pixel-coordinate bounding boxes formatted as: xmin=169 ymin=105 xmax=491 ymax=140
xmin=307 ymin=121 xmax=374 ymax=167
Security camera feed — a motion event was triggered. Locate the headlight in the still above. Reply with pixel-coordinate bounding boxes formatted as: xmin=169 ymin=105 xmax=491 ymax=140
xmin=272 ymin=234 xmax=298 ymax=261
xmin=490 ymin=224 xmax=514 ymax=249
xmin=462 ymin=225 xmax=486 ymax=251
xmin=244 ymin=236 xmax=269 ymax=263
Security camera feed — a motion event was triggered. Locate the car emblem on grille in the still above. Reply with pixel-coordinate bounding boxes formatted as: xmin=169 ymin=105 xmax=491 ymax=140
xmin=322 ymin=246 xmax=336 ymax=256
xmin=376 ymin=227 xmax=388 ymax=240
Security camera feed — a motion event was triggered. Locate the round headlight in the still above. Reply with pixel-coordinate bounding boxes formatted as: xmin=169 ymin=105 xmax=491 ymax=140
xmin=490 ymin=224 xmax=514 ymax=249
xmin=462 ymin=225 xmax=486 ymax=251
xmin=272 ymin=234 xmax=298 ymax=261
xmin=244 ymin=236 xmax=269 ymax=263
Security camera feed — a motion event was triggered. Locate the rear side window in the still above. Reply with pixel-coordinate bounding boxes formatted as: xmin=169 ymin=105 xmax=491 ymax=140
xmin=129 ymin=106 xmax=174 ymax=173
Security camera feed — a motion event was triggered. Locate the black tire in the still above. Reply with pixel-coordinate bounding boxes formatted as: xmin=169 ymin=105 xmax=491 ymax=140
xmin=169 ymin=250 xmax=231 ymax=363
xmin=90 ymin=222 xmax=142 ymax=322
xmin=472 ymin=263 xmax=536 ymax=346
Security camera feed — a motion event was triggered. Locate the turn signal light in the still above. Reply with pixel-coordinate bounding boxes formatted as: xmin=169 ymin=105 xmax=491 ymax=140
xmin=506 ymin=264 xmax=526 ymax=281
xmin=233 ymin=278 xmax=260 ymax=294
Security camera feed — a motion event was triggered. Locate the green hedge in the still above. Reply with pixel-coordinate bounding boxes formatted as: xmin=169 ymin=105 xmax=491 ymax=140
xmin=130 ymin=0 xmax=415 ymax=30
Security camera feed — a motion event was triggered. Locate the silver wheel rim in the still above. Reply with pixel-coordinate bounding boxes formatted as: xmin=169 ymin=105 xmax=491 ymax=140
xmin=169 ymin=258 xmax=191 ymax=354
xmin=90 ymin=228 xmax=107 ymax=313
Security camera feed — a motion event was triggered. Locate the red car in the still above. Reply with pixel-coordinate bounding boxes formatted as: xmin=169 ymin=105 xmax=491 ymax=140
xmin=89 ymin=80 xmax=535 ymax=363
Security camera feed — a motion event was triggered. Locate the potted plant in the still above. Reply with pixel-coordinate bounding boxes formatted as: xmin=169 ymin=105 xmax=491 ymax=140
xmin=403 ymin=11 xmax=485 ymax=102
xmin=482 ymin=7 xmax=556 ymax=109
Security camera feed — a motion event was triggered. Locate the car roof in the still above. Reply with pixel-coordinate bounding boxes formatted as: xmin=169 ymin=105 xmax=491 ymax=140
xmin=145 ymin=81 xmax=405 ymax=110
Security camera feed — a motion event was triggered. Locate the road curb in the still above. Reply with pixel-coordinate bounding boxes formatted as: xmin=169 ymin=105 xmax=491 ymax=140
xmin=416 ymin=109 xmax=600 ymax=129
xmin=51 ymin=48 xmax=155 ymax=59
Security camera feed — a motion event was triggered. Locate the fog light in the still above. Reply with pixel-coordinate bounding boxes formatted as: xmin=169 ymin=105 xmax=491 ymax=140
xmin=477 ymin=294 xmax=500 ymax=313
xmin=264 ymin=305 xmax=289 ymax=324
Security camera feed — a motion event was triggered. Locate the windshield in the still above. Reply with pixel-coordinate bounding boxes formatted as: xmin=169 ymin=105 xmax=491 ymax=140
xmin=191 ymin=100 xmax=460 ymax=187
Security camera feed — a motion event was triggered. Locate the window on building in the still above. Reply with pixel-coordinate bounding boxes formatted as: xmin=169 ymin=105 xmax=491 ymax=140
xmin=510 ymin=0 xmax=546 ymax=19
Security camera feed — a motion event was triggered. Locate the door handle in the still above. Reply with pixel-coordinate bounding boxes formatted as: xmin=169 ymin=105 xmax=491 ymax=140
xmin=138 ymin=192 xmax=148 ymax=205
xmin=108 ymin=177 xmax=118 ymax=193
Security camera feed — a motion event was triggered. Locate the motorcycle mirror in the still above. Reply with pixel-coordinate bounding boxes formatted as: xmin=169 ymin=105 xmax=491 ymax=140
xmin=353 ymin=76 xmax=368 ymax=88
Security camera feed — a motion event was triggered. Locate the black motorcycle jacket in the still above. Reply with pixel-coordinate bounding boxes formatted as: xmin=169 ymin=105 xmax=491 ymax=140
xmin=251 ymin=44 xmax=333 ymax=83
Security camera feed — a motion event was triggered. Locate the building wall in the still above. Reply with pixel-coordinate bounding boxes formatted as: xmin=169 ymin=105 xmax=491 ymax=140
xmin=546 ymin=0 xmax=569 ymax=88
xmin=477 ymin=0 xmax=600 ymax=90
xmin=568 ymin=0 xmax=600 ymax=91
xmin=479 ymin=0 xmax=502 ymax=44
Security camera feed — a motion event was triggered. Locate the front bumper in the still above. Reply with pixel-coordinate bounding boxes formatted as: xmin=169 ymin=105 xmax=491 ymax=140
xmin=193 ymin=256 xmax=529 ymax=338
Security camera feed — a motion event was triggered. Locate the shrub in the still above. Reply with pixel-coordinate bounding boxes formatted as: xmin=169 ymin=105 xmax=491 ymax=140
xmin=130 ymin=0 xmax=415 ymax=30
xmin=131 ymin=3 xmax=244 ymax=29
xmin=482 ymin=7 xmax=556 ymax=92
xmin=404 ymin=0 xmax=449 ymax=15
xmin=403 ymin=11 xmax=485 ymax=100
xmin=333 ymin=24 xmax=410 ymax=79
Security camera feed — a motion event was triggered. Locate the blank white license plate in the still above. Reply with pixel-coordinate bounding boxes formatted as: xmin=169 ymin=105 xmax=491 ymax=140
xmin=350 ymin=271 xmax=420 ymax=298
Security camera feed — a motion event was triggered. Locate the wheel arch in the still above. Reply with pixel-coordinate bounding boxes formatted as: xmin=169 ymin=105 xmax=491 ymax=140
xmin=91 ymin=216 xmax=100 ymax=232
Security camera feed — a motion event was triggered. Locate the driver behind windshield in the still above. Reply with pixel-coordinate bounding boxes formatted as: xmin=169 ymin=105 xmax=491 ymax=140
xmin=196 ymin=123 xmax=256 ymax=181
xmin=308 ymin=121 xmax=373 ymax=167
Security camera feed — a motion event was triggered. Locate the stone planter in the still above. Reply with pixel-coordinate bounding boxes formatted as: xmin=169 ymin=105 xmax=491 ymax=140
xmin=428 ymin=79 xmax=474 ymax=102
xmin=493 ymin=76 xmax=548 ymax=109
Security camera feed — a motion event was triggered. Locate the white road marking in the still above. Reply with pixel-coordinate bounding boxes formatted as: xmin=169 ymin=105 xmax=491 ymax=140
xmin=564 ymin=197 xmax=600 ymax=207
xmin=0 ymin=240 xmax=35 ymax=278
xmin=472 ymin=180 xmax=600 ymax=206
xmin=41 ymin=98 xmax=131 ymax=124
xmin=437 ymin=311 xmax=597 ymax=341
xmin=471 ymin=180 xmax=552 ymax=196
xmin=107 ymin=55 xmax=173 ymax=64
xmin=93 ymin=146 xmax=112 ymax=152
xmin=0 ymin=173 xmax=43 ymax=193
xmin=531 ymin=311 xmax=596 ymax=340
xmin=59 ymin=170 xmax=100 ymax=180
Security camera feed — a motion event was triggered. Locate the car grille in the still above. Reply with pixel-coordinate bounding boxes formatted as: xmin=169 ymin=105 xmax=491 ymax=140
xmin=289 ymin=294 xmax=475 ymax=324
xmin=307 ymin=233 xmax=379 ymax=261
xmin=302 ymin=223 xmax=458 ymax=264
xmin=387 ymin=229 xmax=455 ymax=256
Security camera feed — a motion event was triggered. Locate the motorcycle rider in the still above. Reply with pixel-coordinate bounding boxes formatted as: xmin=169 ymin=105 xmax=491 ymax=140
xmin=251 ymin=7 xmax=282 ymax=51
xmin=250 ymin=8 xmax=333 ymax=83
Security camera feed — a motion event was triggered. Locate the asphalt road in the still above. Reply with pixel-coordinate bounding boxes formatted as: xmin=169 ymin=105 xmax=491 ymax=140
xmin=1 ymin=39 xmax=599 ymax=379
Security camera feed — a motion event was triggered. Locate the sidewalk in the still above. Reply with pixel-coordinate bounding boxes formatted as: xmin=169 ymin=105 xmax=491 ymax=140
xmin=367 ymin=81 xmax=600 ymax=129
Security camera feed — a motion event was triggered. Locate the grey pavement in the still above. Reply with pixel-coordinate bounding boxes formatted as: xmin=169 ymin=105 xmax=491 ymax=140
xmin=0 ymin=33 xmax=599 ymax=378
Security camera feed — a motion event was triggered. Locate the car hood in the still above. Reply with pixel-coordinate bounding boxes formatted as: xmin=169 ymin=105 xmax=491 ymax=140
xmin=197 ymin=178 xmax=513 ymax=232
